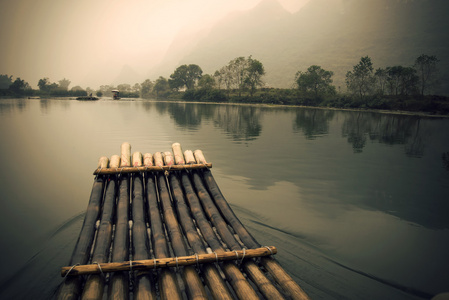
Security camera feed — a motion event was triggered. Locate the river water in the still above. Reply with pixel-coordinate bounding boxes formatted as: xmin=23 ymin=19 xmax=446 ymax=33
xmin=0 ymin=98 xmax=448 ymax=299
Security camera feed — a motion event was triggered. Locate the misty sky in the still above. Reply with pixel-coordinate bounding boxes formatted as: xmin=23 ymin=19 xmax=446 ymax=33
xmin=0 ymin=0 xmax=309 ymax=89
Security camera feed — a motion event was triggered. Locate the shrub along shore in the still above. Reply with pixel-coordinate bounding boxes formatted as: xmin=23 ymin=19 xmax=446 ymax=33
xmin=176 ymin=88 xmax=449 ymax=116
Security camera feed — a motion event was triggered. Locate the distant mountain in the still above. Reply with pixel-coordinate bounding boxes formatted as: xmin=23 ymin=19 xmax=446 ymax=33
xmin=112 ymin=65 xmax=143 ymax=85
xmin=148 ymin=0 xmax=291 ymax=80
xmin=152 ymin=0 xmax=449 ymax=94
xmin=80 ymin=63 xmax=143 ymax=89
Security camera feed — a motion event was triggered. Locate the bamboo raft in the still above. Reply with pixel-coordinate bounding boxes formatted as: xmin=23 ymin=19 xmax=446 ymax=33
xmin=56 ymin=143 xmax=310 ymax=300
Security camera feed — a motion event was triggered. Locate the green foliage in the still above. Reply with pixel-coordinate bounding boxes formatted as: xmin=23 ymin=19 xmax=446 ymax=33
xmin=69 ymin=86 xmax=88 ymax=97
xmin=70 ymin=90 xmax=87 ymax=97
xmin=374 ymin=68 xmax=388 ymax=95
xmin=37 ymin=78 xmax=49 ymax=91
xmin=198 ymin=74 xmax=216 ymax=90
xmin=119 ymin=91 xmax=139 ymax=98
xmin=245 ymin=57 xmax=265 ymax=96
xmin=140 ymin=79 xmax=154 ymax=98
xmin=71 ymin=85 xmax=84 ymax=92
xmin=414 ymin=54 xmax=440 ymax=95
xmin=0 ymin=74 xmax=13 ymax=89
xmin=228 ymin=57 xmax=247 ymax=95
xmin=98 ymin=85 xmax=111 ymax=96
xmin=38 ymin=77 xmax=58 ymax=93
xmin=9 ymin=77 xmax=31 ymax=94
xmin=214 ymin=67 xmax=232 ymax=92
xmin=117 ymin=83 xmax=132 ymax=93
xmin=182 ymin=88 xmax=227 ymax=102
xmin=154 ymin=76 xmax=169 ymax=98
xmin=295 ymin=65 xmax=335 ymax=99
xmin=256 ymin=88 xmax=297 ymax=105
xmin=214 ymin=56 xmax=266 ymax=97
xmin=132 ymin=83 xmax=141 ymax=94
xmin=346 ymin=56 xmax=376 ymax=101
xmin=169 ymin=64 xmax=203 ymax=91
xmin=385 ymin=66 xmax=419 ymax=96
xmin=58 ymin=78 xmax=71 ymax=91
xmin=96 ymin=91 xmax=103 ymax=97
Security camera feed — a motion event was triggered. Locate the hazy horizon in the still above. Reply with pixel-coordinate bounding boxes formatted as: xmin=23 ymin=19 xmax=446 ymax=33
xmin=0 ymin=0 xmax=309 ymax=90
xmin=2 ymin=0 xmax=448 ymax=94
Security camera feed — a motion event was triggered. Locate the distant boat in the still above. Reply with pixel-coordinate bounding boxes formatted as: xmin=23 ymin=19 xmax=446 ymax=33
xmin=112 ymin=90 xmax=120 ymax=100
xmin=28 ymin=96 xmax=40 ymax=99
xmin=76 ymin=96 xmax=99 ymax=101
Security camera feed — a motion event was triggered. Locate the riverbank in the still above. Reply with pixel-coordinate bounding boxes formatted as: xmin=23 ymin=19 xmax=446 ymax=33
xmin=4 ymin=94 xmax=448 ymax=118
xmin=157 ymin=96 xmax=449 ymax=118
xmin=175 ymin=88 xmax=449 ymax=117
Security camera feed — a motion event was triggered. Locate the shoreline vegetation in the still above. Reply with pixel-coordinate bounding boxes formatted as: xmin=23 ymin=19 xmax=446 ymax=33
xmin=1 ymin=54 xmax=447 ymax=116
xmin=176 ymin=89 xmax=449 ymax=117
xmin=4 ymin=94 xmax=448 ymax=119
xmin=163 ymin=95 xmax=449 ymax=118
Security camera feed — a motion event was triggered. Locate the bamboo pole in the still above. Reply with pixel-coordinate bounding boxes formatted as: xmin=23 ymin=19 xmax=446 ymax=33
xmin=259 ymin=257 xmax=310 ymax=300
xmin=146 ymin=152 xmax=182 ymax=300
xmin=196 ymin=154 xmax=310 ymax=300
xmin=161 ymin=154 xmax=186 ymax=257
xmin=108 ymin=143 xmax=131 ymax=300
xmin=163 ymin=151 xmax=174 ymax=166
xmin=98 ymin=156 xmax=109 ymax=169
xmin=143 ymin=153 xmax=153 ymax=167
xmin=62 ymin=247 xmax=277 ymax=276
xmin=200 ymin=169 xmax=260 ymax=249
xmin=56 ymin=157 xmax=108 ymax=300
xmin=81 ymin=156 xmax=120 ymax=300
xmin=191 ymin=170 xmax=285 ymax=299
xmin=167 ymin=170 xmax=234 ymax=300
xmin=161 ymin=151 xmax=207 ymax=299
xmin=184 ymin=150 xmax=195 ymax=164
xmin=172 ymin=142 xmax=185 ymax=165
xmin=132 ymin=151 xmax=143 ymax=166
xmin=193 ymin=150 xmax=207 ymax=165
xmin=180 ymin=171 xmax=260 ymax=300
xmin=93 ymin=163 xmax=212 ymax=175
xmin=131 ymin=152 xmax=156 ymax=300
xmin=110 ymin=155 xmax=121 ymax=169
xmin=156 ymin=163 xmax=205 ymax=299
xmin=191 ymin=171 xmax=241 ymax=250
xmin=121 ymin=142 xmax=131 ymax=167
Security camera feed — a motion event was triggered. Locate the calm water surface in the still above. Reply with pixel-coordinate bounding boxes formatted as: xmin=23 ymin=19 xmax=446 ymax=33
xmin=0 ymin=98 xmax=448 ymax=299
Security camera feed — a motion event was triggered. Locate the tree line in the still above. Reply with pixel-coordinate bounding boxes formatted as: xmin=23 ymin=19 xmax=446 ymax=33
xmin=1 ymin=54 xmax=446 ymax=114
xmin=0 ymin=76 xmax=91 ymax=97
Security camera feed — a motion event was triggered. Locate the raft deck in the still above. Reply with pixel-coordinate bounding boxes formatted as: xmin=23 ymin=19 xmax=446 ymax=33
xmin=57 ymin=143 xmax=309 ymax=300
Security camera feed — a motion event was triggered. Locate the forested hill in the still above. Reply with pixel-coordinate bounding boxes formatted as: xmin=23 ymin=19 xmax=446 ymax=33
xmin=151 ymin=0 xmax=449 ymax=95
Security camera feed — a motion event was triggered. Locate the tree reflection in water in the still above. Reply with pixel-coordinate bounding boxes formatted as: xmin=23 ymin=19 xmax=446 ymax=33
xmin=293 ymin=108 xmax=335 ymax=139
xmin=212 ymin=105 xmax=262 ymax=142
xmin=342 ymin=112 xmax=426 ymax=157
xmin=168 ymin=102 xmax=209 ymax=130
xmin=292 ymin=108 xmax=428 ymax=157
xmin=150 ymin=101 xmax=263 ymax=141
